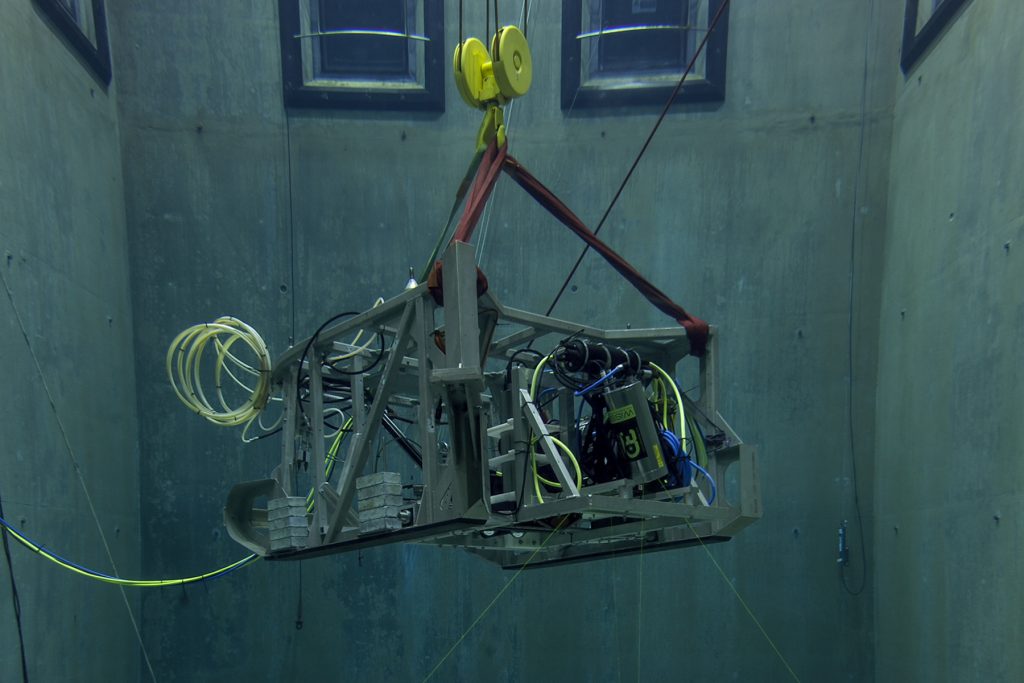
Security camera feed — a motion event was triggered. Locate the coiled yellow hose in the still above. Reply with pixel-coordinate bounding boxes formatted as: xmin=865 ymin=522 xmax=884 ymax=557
xmin=166 ymin=316 xmax=271 ymax=428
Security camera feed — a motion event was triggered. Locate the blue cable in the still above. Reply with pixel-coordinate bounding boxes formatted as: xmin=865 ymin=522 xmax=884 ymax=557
xmin=575 ymin=398 xmax=587 ymax=453
xmin=0 ymin=514 xmax=256 ymax=583
xmin=659 ymin=429 xmax=691 ymax=487
xmin=689 ymin=460 xmax=717 ymax=505
xmin=574 ymin=364 xmax=623 ymax=396
xmin=537 ymin=387 xmax=558 ymax=404
xmin=0 ymin=515 xmax=122 ymax=580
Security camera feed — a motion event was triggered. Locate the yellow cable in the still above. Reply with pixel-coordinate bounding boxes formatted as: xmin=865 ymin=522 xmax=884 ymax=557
xmin=648 ymin=362 xmax=687 ymax=450
xmin=307 ymin=417 xmax=353 ymax=513
xmin=528 ymin=353 xmax=551 ymax=399
xmin=532 ymin=436 xmax=582 ymax=491
xmin=1 ymin=522 xmax=258 ymax=587
xmin=326 ymin=297 xmax=386 ymax=362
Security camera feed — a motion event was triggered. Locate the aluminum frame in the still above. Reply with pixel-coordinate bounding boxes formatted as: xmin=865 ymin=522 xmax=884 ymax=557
xmin=224 ymin=241 xmax=760 ymax=568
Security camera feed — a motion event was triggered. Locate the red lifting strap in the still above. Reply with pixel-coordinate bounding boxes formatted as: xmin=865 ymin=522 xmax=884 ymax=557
xmin=448 ymin=138 xmax=710 ymax=356
xmin=451 ymin=140 xmax=509 ymax=244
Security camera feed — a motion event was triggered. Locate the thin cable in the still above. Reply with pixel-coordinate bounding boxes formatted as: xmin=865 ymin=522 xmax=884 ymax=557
xmin=295 ymin=561 xmax=304 ymax=630
xmin=635 ymin=518 xmax=645 ymax=683
xmin=841 ymin=0 xmax=873 ymax=598
xmin=285 ymin=114 xmax=297 ymax=344
xmin=475 ymin=0 xmax=532 ymax=268
xmin=0 ymin=267 xmax=158 ymax=682
xmin=636 ymin=469 xmax=799 ymax=679
xmin=544 ymin=0 xmax=732 ymax=317
xmin=684 ymin=519 xmax=801 ymax=681
xmin=422 ymin=516 xmax=569 ymax=682
xmin=0 ymin=493 xmax=29 ymax=683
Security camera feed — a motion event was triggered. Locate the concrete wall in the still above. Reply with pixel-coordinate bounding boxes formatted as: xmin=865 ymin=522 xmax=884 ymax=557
xmin=109 ymin=1 xmax=902 ymax=680
xmin=874 ymin=1 xmax=1024 ymax=681
xmin=0 ymin=2 xmax=142 ymax=681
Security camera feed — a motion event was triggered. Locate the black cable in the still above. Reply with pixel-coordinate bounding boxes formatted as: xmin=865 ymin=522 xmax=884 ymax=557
xmin=296 ymin=311 xmax=360 ymax=415
xmin=504 ymin=348 xmax=544 ymax=385
xmin=543 ymin=0 xmax=732 ymax=318
xmin=841 ymin=0 xmax=873 ymax=598
xmin=294 ymin=562 xmax=304 ymax=630
xmin=324 ymin=330 xmax=386 ymax=376
xmin=494 ymin=439 xmax=531 ymax=517
xmin=0 ymin=493 xmax=29 ymax=682
xmin=494 ymin=0 xmax=499 ymax=37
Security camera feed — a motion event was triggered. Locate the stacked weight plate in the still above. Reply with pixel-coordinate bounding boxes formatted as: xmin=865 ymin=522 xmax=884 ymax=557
xmin=268 ymin=496 xmax=308 ymax=551
xmin=356 ymin=472 xmax=403 ymax=534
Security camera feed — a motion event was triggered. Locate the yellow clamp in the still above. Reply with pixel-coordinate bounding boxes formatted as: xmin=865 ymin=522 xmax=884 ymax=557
xmin=476 ymin=104 xmax=505 ymax=150
xmin=453 ymin=25 xmax=532 ymax=148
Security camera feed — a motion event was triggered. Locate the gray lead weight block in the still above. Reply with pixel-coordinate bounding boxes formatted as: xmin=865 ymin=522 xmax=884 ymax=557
xmin=267 ymin=496 xmax=307 ymax=511
xmin=269 ymin=525 xmax=309 ymax=542
xmin=270 ymin=538 xmax=303 ymax=551
xmin=269 ymin=516 xmax=308 ymax=530
xmin=356 ymin=472 xmax=401 ymax=488
xmin=268 ymin=506 xmax=308 ymax=522
xmin=359 ymin=517 xmax=403 ymax=535
xmin=356 ymin=482 xmax=402 ymax=499
xmin=358 ymin=505 xmax=402 ymax=522
xmin=358 ymin=493 xmax=403 ymax=510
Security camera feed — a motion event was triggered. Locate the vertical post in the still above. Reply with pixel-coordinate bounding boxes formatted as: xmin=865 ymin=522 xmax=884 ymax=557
xmin=698 ymin=325 xmax=718 ymax=416
xmin=308 ymin=357 xmax=327 ymax=546
xmin=324 ymin=303 xmax=416 ymax=542
xmin=441 ymin=241 xmax=481 ymax=374
xmin=415 ymin=296 xmax=441 ymax=523
xmin=279 ymin=374 xmax=297 ymax=496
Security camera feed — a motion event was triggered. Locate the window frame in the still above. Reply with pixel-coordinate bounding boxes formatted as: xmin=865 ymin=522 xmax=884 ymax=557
xmin=900 ymin=0 xmax=972 ymax=74
xmin=278 ymin=0 xmax=446 ymax=112
xmin=560 ymin=0 xmax=729 ymax=110
xmin=32 ymin=0 xmax=112 ymax=86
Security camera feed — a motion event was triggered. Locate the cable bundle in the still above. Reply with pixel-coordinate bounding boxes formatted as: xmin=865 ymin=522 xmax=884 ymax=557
xmin=166 ymin=316 xmax=272 ymax=428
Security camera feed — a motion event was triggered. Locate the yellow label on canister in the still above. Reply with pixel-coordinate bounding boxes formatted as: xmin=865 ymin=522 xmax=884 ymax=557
xmin=606 ymin=404 xmax=636 ymax=424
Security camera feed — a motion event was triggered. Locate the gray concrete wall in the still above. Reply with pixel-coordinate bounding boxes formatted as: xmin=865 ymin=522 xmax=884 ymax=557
xmin=0 ymin=2 xmax=142 ymax=681
xmin=874 ymin=1 xmax=1024 ymax=681
xmin=112 ymin=1 xmax=899 ymax=681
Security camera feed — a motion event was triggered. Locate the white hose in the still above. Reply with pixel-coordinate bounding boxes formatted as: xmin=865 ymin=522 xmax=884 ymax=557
xmin=166 ymin=317 xmax=271 ymax=429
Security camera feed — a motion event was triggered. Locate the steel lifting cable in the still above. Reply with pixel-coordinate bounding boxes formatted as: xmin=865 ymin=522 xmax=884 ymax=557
xmin=544 ymin=0 xmax=733 ymax=321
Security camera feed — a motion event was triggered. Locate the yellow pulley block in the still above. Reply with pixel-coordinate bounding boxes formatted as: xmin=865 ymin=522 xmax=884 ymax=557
xmin=452 ymin=26 xmax=532 ymax=110
xmin=491 ymin=26 xmax=532 ymax=99
xmin=453 ymin=37 xmax=503 ymax=109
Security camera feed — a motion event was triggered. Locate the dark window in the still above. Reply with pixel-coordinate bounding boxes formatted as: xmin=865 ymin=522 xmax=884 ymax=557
xmin=900 ymin=0 xmax=972 ymax=74
xmin=32 ymin=0 xmax=112 ymax=86
xmin=278 ymin=0 xmax=445 ymax=111
xmin=596 ymin=0 xmax=688 ymax=75
xmin=318 ymin=2 xmax=411 ymax=79
xmin=561 ymin=0 xmax=729 ymax=110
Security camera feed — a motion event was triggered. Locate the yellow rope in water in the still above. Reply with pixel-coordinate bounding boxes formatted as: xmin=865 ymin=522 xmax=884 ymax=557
xmin=682 ymin=518 xmax=802 ymax=681
xmin=422 ymin=516 xmax=569 ymax=682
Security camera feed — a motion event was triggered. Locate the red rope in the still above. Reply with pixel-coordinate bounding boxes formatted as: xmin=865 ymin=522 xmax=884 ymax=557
xmin=443 ymin=138 xmax=709 ymax=356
